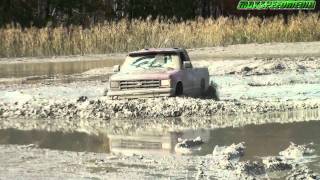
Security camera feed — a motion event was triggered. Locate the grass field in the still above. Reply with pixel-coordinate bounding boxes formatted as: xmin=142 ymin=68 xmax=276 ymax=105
xmin=0 ymin=13 xmax=319 ymax=57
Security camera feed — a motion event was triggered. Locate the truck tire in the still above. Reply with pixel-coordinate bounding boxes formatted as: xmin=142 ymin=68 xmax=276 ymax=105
xmin=206 ymin=81 xmax=219 ymax=100
xmin=175 ymin=82 xmax=183 ymax=96
xmin=103 ymin=88 xmax=108 ymax=96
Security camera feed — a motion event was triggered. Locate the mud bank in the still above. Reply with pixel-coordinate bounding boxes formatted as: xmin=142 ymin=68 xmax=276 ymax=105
xmin=1 ymin=41 xmax=320 ymax=64
xmin=1 ymin=97 xmax=320 ymax=120
xmin=1 ymin=104 xmax=320 ymax=136
xmin=0 ymin=141 xmax=318 ymax=179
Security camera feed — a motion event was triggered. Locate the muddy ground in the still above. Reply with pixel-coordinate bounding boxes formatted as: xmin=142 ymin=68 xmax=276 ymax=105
xmin=0 ymin=42 xmax=320 ymax=179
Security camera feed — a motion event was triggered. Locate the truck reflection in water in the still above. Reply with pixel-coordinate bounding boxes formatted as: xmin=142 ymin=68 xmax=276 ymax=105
xmin=108 ymin=129 xmax=210 ymax=155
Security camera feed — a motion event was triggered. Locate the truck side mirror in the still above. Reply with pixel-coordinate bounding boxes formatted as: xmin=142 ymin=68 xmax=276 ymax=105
xmin=113 ymin=65 xmax=120 ymax=72
xmin=183 ymin=61 xmax=192 ymax=69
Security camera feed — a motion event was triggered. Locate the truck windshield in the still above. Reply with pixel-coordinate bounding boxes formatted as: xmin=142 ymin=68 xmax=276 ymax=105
xmin=121 ymin=54 xmax=180 ymax=72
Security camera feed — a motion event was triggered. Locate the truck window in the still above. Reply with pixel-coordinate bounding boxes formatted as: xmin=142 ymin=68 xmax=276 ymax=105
xmin=121 ymin=54 xmax=180 ymax=72
xmin=179 ymin=52 xmax=192 ymax=69
xmin=179 ymin=52 xmax=186 ymax=68
xmin=179 ymin=52 xmax=186 ymax=62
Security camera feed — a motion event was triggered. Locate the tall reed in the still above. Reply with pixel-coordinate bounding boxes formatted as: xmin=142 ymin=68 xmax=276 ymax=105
xmin=0 ymin=13 xmax=319 ymax=57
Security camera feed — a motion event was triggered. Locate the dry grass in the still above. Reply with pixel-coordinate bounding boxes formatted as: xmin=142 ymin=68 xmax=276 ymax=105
xmin=0 ymin=13 xmax=320 ymax=57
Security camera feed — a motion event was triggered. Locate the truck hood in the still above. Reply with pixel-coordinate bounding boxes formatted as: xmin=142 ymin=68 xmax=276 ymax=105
xmin=110 ymin=69 xmax=178 ymax=81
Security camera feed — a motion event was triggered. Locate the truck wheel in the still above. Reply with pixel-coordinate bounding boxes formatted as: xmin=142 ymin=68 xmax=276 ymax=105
xmin=103 ymin=88 xmax=108 ymax=96
xmin=206 ymin=81 xmax=219 ymax=100
xmin=175 ymin=82 xmax=183 ymax=96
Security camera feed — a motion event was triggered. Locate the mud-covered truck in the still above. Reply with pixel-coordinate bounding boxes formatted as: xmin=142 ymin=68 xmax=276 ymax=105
xmin=106 ymin=48 xmax=211 ymax=99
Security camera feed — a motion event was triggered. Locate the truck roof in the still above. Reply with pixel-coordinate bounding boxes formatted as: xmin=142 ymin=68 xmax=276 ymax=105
xmin=128 ymin=48 xmax=186 ymax=56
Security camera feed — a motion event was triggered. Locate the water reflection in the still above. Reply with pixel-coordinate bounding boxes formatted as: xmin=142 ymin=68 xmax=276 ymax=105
xmin=108 ymin=129 xmax=210 ymax=155
xmin=107 ymin=121 xmax=320 ymax=158
xmin=105 ymin=120 xmax=320 ymax=172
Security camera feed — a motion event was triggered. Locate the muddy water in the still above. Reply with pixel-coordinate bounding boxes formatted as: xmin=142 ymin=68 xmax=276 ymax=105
xmin=0 ymin=129 xmax=110 ymax=153
xmin=198 ymin=121 xmax=320 ymax=162
xmin=1 ymin=109 xmax=320 ymax=174
xmin=107 ymin=120 xmax=320 ymax=173
xmin=0 ymin=59 xmax=122 ymax=78
xmin=1 ymin=120 xmax=320 ymax=179
xmin=1 ymin=120 xmax=320 ymax=158
xmin=107 ymin=121 xmax=320 ymax=153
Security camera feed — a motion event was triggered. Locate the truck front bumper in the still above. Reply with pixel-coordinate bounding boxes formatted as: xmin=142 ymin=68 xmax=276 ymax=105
xmin=107 ymin=88 xmax=175 ymax=99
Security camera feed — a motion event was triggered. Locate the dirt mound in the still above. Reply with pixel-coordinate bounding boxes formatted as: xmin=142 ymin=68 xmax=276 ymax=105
xmin=175 ymin=137 xmax=204 ymax=155
xmin=212 ymin=142 xmax=245 ymax=160
xmin=279 ymin=142 xmax=315 ymax=159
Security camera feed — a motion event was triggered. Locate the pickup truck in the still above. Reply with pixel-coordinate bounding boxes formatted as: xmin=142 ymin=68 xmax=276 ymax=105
xmin=106 ymin=48 xmax=213 ymax=99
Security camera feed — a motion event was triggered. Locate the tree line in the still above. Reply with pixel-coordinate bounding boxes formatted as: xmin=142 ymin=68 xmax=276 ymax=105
xmin=0 ymin=0 xmax=319 ymax=27
xmin=0 ymin=0 xmax=226 ymax=27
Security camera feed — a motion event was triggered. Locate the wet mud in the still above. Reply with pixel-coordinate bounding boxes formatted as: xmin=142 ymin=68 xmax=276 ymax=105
xmin=1 ymin=43 xmax=320 ymax=179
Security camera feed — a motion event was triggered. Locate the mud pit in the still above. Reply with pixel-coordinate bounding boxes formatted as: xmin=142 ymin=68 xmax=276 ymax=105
xmin=1 ymin=120 xmax=320 ymax=179
xmin=1 ymin=42 xmax=320 ymax=179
